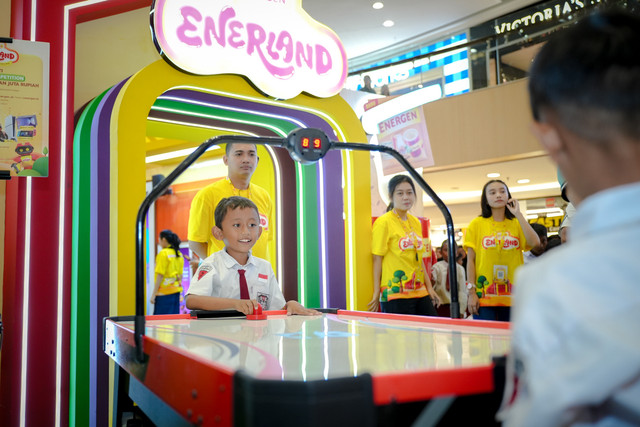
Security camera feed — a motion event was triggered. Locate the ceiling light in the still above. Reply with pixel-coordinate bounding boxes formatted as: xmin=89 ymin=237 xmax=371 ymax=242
xmin=424 ymin=189 xmax=481 ymax=202
xmin=525 ymin=207 xmax=564 ymax=215
xmin=487 ymin=172 xmax=500 ymax=178
xmin=509 ymin=182 xmax=560 ymax=193
xmin=383 ymin=20 xmax=394 ymax=27
xmin=517 ymin=178 xmax=530 ymax=184
xmin=190 ymin=158 xmax=225 ymax=169
xmin=145 ymin=145 xmax=220 ymax=163
xmin=372 ymin=2 xmax=384 ymax=9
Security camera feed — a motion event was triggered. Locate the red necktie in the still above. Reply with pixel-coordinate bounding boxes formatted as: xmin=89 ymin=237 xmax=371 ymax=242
xmin=238 ymin=269 xmax=250 ymax=299
xmin=445 ymin=267 xmax=450 ymax=292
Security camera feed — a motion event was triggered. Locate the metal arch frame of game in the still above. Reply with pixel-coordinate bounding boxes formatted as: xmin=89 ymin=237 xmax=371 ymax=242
xmin=134 ymin=128 xmax=459 ymax=362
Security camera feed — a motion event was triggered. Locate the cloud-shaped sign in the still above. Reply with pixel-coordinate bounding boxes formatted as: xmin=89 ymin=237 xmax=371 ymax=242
xmin=151 ymin=0 xmax=348 ymax=100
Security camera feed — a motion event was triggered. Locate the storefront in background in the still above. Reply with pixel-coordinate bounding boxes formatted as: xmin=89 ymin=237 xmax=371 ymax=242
xmin=469 ymin=0 xmax=640 ymax=90
xmin=349 ymin=0 xmax=640 ymax=99
xmin=346 ymin=33 xmax=470 ymax=98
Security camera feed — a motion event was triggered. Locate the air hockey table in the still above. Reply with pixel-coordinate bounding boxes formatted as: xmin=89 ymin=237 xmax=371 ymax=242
xmin=104 ymin=309 xmax=510 ymax=426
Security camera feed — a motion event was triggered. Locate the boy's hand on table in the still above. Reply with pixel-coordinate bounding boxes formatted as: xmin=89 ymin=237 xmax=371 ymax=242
xmin=285 ymin=301 xmax=322 ymax=316
xmin=234 ymin=299 xmax=258 ymax=315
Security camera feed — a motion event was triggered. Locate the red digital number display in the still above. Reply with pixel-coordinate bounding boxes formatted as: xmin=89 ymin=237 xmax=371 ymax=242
xmin=289 ymin=129 xmax=330 ymax=163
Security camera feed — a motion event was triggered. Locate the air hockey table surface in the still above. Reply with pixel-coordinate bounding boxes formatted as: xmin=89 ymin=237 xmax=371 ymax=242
xmin=104 ymin=310 xmax=510 ymax=426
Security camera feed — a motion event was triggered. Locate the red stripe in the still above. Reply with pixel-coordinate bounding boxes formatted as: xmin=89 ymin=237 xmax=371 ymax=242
xmin=336 ymin=309 xmax=511 ymax=330
xmin=373 ymin=365 xmax=495 ymax=405
xmin=0 ymin=178 xmax=26 ymax=427
xmin=108 ymin=320 xmax=235 ymax=426
xmin=146 ymin=313 xmax=192 ymax=321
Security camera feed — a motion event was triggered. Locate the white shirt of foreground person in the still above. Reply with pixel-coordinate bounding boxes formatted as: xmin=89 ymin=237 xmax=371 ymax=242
xmin=187 ymin=249 xmax=286 ymax=311
xmin=498 ymin=182 xmax=640 ymax=427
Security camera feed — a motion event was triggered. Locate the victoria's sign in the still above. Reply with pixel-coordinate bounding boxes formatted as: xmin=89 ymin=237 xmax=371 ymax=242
xmin=151 ymin=0 xmax=348 ymax=99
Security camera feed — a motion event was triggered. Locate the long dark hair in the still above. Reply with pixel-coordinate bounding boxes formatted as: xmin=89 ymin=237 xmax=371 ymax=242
xmin=159 ymin=229 xmax=181 ymax=257
xmin=480 ymin=180 xmax=515 ymax=219
xmin=386 ymin=175 xmax=416 ymax=212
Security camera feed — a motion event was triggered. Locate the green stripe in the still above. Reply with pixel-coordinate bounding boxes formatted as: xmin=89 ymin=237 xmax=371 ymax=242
xmin=153 ymin=96 xmax=323 ymax=305
xmin=70 ymin=92 xmax=325 ymax=427
xmin=70 ymin=91 xmax=106 ymax=426
xmin=298 ymin=163 xmax=321 ymax=307
xmin=150 ymin=99 xmax=288 ymax=134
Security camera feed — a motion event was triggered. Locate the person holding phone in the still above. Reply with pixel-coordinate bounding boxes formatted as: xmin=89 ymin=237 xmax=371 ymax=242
xmin=463 ymin=180 xmax=539 ymax=321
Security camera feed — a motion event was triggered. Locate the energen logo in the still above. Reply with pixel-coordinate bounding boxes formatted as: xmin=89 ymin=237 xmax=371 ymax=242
xmin=482 ymin=232 xmax=520 ymax=250
xmin=151 ymin=0 xmax=347 ymax=100
xmin=398 ymin=233 xmax=424 ymax=251
xmin=0 ymin=44 xmax=19 ymax=64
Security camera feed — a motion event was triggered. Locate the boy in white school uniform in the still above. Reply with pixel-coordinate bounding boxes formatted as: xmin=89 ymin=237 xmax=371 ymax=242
xmin=498 ymin=10 xmax=640 ymax=427
xmin=186 ymin=196 xmax=319 ymax=316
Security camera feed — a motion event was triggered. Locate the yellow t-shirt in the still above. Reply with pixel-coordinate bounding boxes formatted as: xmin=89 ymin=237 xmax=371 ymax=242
xmin=463 ymin=216 xmax=531 ymax=307
xmin=187 ymin=178 xmax=273 ymax=260
xmin=372 ymin=211 xmax=429 ymax=302
xmin=154 ymin=247 xmax=184 ymax=295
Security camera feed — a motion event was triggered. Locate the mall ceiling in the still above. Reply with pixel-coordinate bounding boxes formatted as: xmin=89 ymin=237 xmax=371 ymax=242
xmin=303 ymin=0 xmax=540 ymax=62
xmin=302 ymin=0 xmax=560 ymax=232
xmin=139 ymin=0 xmax=560 ymax=233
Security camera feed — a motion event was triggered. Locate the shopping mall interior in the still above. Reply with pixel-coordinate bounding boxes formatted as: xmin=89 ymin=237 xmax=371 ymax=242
xmin=1 ymin=0 xmax=636 ymax=425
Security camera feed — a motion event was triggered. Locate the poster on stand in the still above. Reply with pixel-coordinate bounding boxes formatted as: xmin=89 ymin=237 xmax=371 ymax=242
xmin=377 ymin=107 xmax=434 ymax=175
xmin=0 ymin=39 xmax=50 ymax=177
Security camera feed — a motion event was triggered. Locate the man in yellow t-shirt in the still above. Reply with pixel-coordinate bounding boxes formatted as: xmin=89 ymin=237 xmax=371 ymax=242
xmin=188 ymin=142 xmax=273 ymax=261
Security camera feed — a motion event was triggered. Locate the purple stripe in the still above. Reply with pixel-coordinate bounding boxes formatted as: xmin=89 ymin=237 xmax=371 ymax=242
xmin=321 ymin=151 xmax=347 ymax=308
xmin=90 ymin=78 xmax=128 ymax=427
xmin=164 ymin=89 xmax=347 ymax=308
xmin=164 ymin=89 xmax=339 ymax=137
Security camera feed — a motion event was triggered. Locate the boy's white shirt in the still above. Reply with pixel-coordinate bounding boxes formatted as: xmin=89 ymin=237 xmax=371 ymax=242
xmin=187 ymin=249 xmax=286 ymax=311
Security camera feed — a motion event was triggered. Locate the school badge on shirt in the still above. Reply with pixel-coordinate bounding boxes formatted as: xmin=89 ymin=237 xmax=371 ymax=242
xmin=197 ymin=264 xmax=213 ymax=281
xmin=257 ymin=293 xmax=269 ymax=311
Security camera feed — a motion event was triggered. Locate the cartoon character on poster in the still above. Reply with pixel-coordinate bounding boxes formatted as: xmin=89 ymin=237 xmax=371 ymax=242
xmin=0 ymin=41 xmax=50 ymax=177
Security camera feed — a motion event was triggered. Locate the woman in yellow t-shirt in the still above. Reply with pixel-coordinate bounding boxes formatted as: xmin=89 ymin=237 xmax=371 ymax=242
xmin=368 ymin=175 xmax=440 ymax=315
xmin=464 ymin=180 xmax=540 ymax=321
xmin=151 ymin=229 xmax=185 ymax=314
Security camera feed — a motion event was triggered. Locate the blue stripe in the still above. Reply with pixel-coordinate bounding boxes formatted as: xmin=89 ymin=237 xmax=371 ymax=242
xmin=444 ymin=69 xmax=469 ymax=83
xmin=364 ymin=33 xmax=466 ymax=69
xmin=446 ymin=89 xmax=470 ymax=97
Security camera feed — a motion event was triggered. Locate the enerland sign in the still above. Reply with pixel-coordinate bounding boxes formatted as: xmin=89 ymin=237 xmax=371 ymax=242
xmin=151 ymin=0 xmax=348 ymax=100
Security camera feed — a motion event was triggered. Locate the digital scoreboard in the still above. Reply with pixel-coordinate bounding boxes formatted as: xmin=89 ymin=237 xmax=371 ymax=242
xmin=286 ymin=128 xmax=332 ymax=164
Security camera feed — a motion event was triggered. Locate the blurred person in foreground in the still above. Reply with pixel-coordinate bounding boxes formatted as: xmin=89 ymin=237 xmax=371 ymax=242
xmin=498 ymin=10 xmax=640 ymax=427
